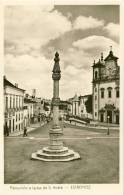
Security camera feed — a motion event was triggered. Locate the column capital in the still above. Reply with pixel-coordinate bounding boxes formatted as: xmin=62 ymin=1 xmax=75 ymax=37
xmin=52 ymin=52 xmax=61 ymax=81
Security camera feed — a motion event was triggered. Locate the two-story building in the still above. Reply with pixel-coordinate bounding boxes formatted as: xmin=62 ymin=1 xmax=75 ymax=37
xmin=4 ymin=76 xmax=25 ymax=134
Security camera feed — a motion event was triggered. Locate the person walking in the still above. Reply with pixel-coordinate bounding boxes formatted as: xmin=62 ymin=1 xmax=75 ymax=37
xmin=23 ymin=126 xmax=28 ymax=137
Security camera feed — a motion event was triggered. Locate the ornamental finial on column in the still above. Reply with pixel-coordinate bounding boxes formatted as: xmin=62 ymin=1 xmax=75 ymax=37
xmin=52 ymin=52 xmax=61 ymax=80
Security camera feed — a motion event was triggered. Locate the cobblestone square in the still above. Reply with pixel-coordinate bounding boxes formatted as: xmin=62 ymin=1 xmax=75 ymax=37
xmin=4 ymin=122 xmax=119 ymax=184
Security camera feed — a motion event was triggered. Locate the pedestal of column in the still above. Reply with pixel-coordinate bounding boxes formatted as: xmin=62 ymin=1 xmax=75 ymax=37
xmin=31 ymin=52 xmax=80 ymax=162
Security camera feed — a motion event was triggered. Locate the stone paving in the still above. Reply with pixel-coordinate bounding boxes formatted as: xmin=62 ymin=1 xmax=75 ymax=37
xmin=4 ymin=122 xmax=119 ymax=184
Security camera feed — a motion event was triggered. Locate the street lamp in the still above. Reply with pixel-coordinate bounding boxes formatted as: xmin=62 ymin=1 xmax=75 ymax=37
xmin=38 ymin=107 xmax=42 ymax=125
xmin=61 ymin=114 xmax=63 ymax=132
xmin=107 ymin=115 xmax=110 ymax=135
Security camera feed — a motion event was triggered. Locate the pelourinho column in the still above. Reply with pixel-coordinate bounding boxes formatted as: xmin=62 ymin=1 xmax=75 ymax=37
xmin=31 ymin=52 xmax=80 ymax=161
xmin=49 ymin=52 xmax=63 ymax=150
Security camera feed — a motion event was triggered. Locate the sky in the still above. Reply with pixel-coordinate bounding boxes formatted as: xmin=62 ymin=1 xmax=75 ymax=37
xmin=4 ymin=5 xmax=120 ymax=100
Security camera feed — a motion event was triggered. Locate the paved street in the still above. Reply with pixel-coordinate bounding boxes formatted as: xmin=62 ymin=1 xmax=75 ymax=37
xmin=4 ymin=122 xmax=119 ymax=184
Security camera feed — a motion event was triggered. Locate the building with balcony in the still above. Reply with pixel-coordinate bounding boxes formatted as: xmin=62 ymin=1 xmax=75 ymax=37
xmin=4 ymin=76 xmax=25 ymax=134
xmin=92 ymin=47 xmax=120 ymax=124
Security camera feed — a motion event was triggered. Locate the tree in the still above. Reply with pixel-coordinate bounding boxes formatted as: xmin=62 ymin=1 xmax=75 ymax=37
xmin=85 ymin=95 xmax=92 ymax=113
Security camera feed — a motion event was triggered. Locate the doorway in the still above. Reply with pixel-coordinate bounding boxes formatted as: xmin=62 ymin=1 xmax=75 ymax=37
xmin=13 ymin=119 xmax=14 ymax=131
xmin=100 ymin=113 xmax=104 ymax=122
xmin=116 ymin=115 xmax=119 ymax=124
xmin=9 ymin=120 xmax=11 ymax=133
xmin=107 ymin=110 xmax=112 ymax=123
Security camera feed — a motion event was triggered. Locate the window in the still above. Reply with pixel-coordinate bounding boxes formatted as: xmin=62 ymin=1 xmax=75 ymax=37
xmin=95 ymin=112 xmax=97 ymax=117
xmin=16 ymin=96 xmax=18 ymax=108
xmin=108 ymin=90 xmax=111 ymax=98
xmin=100 ymin=88 xmax=105 ymax=98
xmin=101 ymin=90 xmax=104 ymax=98
xmin=107 ymin=87 xmax=112 ymax=98
xmin=22 ymin=97 xmax=23 ymax=108
xmin=13 ymin=96 xmax=15 ymax=108
xmin=19 ymin=97 xmax=20 ymax=108
xmin=95 ymin=88 xmax=97 ymax=92
xmin=23 ymin=106 xmax=28 ymax=109
xmin=95 ymin=71 xmax=98 ymax=79
xmin=116 ymin=89 xmax=119 ymax=98
xmin=6 ymin=97 xmax=8 ymax=109
xmin=10 ymin=96 xmax=12 ymax=108
xmin=95 ymin=95 xmax=97 ymax=100
xmin=16 ymin=114 xmax=17 ymax=122
xmin=20 ymin=97 xmax=21 ymax=107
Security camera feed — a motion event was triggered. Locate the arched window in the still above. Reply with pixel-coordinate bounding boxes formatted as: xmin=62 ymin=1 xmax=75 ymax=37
xmin=100 ymin=88 xmax=105 ymax=98
xmin=6 ymin=96 xmax=8 ymax=109
xmin=116 ymin=90 xmax=119 ymax=98
xmin=115 ymin=87 xmax=119 ymax=98
xmin=10 ymin=96 xmax=12 ymax=109
xmin=108 ymin=91 xmax=111 ymax=98
xmin=107 ymin=87 xmax=112 ymax=98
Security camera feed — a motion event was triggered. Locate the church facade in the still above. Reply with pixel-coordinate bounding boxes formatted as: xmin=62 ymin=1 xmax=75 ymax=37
xmin=92 ymin=47 xmax=120 ymax=124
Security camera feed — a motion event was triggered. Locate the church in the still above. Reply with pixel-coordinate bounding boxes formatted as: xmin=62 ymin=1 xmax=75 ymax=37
xmin=92 ymin=47 xmax=120 ymax=124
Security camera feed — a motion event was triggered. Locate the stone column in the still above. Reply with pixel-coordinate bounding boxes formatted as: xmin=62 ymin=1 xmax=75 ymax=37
xmin=49 ymin=52 xmax=63 ymax=150
xmin=31 ymin=52 xmax=80 ymax=161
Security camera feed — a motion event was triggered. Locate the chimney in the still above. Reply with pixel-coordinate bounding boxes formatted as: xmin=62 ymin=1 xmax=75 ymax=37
xmin=15 ymin=83 xmax=18 ymax=88
xmin=32 ymin=89 xmax=36 ymax=98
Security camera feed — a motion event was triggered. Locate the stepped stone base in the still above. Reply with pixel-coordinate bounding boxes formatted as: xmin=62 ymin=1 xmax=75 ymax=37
xmin=31 ymin=146 xmax=80 ymax=162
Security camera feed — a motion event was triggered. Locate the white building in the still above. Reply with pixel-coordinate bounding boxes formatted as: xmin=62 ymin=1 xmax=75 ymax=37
xmin=4 ymin=77 xmax=25 ymax=133
xmin=23 ymin=97 xmax=35 ymax=127
xmin=92 ymin=48 xmax=120 ymax=124
xmin=68 ymin=94 xmax=92 ymax=118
